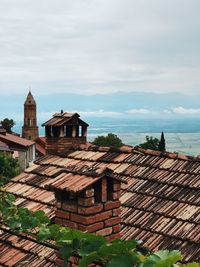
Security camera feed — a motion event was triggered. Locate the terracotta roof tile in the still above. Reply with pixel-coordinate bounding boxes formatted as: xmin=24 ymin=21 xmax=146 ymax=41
xmin=2 ymin=145 xmax=200 ymax=263
xmin=0 ymin=141 xmax=12 ymax=152
xmin=0 ymin=132 xmax=34 ymax=148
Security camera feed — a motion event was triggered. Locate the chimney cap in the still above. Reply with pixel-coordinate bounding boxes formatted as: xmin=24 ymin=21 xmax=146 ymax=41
xmin=42 ymin=112 xmax=89 ymax=127
xmin=45 ymin=167 xmax=126 ymax=193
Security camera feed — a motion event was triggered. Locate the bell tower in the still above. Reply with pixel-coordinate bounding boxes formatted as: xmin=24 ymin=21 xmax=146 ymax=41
xmin=22 ymin=91 xmax=39 ymax=141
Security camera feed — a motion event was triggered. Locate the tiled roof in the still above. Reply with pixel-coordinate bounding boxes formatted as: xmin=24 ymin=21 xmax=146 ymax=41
xmin=0 ymin=133 xmax=35 ymax=148
xmin=35 ymin=137 xmax=46 ymax=156
xmin=0 ymin=227 xmax=57 ymax=267
xmin=42 ymin=112 xmax=88 ymax=127
xmin=1 ymin=144 xmax=200 ymax=264
xmin=0 ymin=141 xmax=12 ymax=152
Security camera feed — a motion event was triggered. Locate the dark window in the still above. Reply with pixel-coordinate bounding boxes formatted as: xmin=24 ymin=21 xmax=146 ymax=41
xmin=28 ymin=119 xmax=32 ymax=126
xmin=93 ymin=180 xmax=102 ymax=203
xmin=52 ymin=126 xmax=60 ymax=137
xmin=66 ymin=125 xmax=72 ymax=137
xmin=107 ymin=179 xmax=114 ymax=200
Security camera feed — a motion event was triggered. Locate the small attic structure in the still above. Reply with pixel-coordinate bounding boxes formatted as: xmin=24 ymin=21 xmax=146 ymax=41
xmin=42 ymin=112 xmax=89 ymax=155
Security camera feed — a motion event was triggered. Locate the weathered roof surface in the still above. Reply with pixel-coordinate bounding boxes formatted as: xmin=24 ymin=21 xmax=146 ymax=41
xmin=1 ymin=144 xmax=200 ymax=264
xmin=0 ymin=227 xmax=57 ymax=267
xmin=0 ymin=132 xmax=35 ymax=148
xmin=0 ymin=141 xmax=12 ymax=152
xmin=42 ymin=112 xmax=89 ymax=127
xmin=35 ymin=137 xmax=46 ymax=156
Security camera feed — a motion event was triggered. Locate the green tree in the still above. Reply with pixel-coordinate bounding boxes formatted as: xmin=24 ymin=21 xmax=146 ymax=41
xmin=1 ymin=118 xmax=15 ymax=133
xmin=139 ymin=133 xmax=166 ymax=151
xmin=139 ymin=136 xmax=160 ymax=150
xmin=158 ymin=132 xmax=166 ymax=152
xmin=0 ymin=153 xmax=20 ymax=185
xmin=93 ymin=133 xmax=123 ymax=148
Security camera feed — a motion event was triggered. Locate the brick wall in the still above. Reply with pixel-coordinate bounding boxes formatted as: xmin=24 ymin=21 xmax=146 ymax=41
xmin=46 ymin=136 xmax=86 ymax=155
xmin=54 ymin=179 xmax=122 ymax=267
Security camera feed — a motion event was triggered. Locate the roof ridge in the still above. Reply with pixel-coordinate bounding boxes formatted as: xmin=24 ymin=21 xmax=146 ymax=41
xmin=78 ymin=144 xmax=200 ymax=162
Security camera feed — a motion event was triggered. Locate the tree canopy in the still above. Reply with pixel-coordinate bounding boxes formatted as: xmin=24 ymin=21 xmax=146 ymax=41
xmin=139 ymin=132 xmax=166 ymax=151
xmin=139 ymin=136 xmax=160 ymax=150
xmin=0 ymin=153 xmax=20 ymax=185
xmin=93 ymin=133 xmax=123 ymax=148
xmin=158 ymin=132 xmax=166 ymax=152
xmin=1 ymin=118 xmax=15 ymax=133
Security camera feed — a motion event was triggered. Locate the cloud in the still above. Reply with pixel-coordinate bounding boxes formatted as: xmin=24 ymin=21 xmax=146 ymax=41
xmin=0 ymin=0 xmax=200 ymax=95
xmin=126 ymin=108 xmax=154 ymax=114
xmin=36 ymin=110 xmax=122 ymax=120
xmin=171 ymin=106 xmax=200 ymax=115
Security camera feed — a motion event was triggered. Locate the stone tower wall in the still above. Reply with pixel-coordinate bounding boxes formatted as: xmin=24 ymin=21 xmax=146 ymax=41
xmin=22 ymin=92 xmax=39 ymax=141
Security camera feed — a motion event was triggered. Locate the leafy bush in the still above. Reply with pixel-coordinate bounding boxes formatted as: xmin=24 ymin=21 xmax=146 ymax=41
xmin=0 ymin=153 xmax=20 ymax=185
xmin=139 ymin=136 xmax=160 ymax=150
xmin=93 ymin=133 xmax=123 ymax=148
xmin=139 ymin=132 xmax=166 ymax=152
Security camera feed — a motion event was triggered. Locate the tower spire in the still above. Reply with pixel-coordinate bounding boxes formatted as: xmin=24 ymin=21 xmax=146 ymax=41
xmin=22 ymin=90 xmax=39 ymax=141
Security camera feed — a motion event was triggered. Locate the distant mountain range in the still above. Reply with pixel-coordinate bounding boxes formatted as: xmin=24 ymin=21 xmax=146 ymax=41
xmin=1 ymin=92 xmax=200 ymax=123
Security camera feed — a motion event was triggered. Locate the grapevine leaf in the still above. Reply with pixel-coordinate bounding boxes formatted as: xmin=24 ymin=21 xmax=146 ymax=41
xmin=79 ymin=236 xmax=106 ymax=256
xmin=98 ymin=239 xmax=138 ymax=258
xmin=59 ymin=245 xmax=73 ymax=266
xmin=106 ymin=253 xmax=137 ymax=267
xmin=6 ymin=193 xmax=15 ymax=202
xmin=78 ymin=252 xmax=99 ymax=267
xmin=34 ymin=210 xmax=50 ymax=224
xmin=182 ymin=263 xmax=200 ymax=267
xmin=49 ymin=224 xmax=61 ymax=240
xmin=144 ymin=250 xmax=182 ymax=267
xmin=37 ymin=225 xmax=51 ymax=242
xmin=72 ymin=238 xmax=80 ymax=250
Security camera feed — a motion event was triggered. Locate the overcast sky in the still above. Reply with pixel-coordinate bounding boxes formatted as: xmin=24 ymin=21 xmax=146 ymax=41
xmin=0 ymin=0 xmax=200 ymax=95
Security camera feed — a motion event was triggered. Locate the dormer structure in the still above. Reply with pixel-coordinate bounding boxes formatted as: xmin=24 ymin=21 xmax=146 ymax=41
xmin=22 ymin=91 xmax=39 ymax=141
xmin=42 ymin=111 xmax=88 ymax=155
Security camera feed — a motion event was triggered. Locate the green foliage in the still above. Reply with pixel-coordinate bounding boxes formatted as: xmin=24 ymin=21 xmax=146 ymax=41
xmin=144 ymin=250 xmax=182 ymax=267
xmin=107 ymin=254 xmax=137 ymax=267
xmin=139 ymin=136 xmax=160 ymax=150
xmin=0 ymin=153 xmax=20 ymax=185
xmin=158 ymin=132 xmax=166 ymax=152
xmin=1 ymin=118 xmax=15 ymax=133
xmin=0 ymin=189 xmax=199 ymax=267
xmin=93 ymin=133 xmax=123 ymax=148
xmin=181 ymin=263 xmax=200 ymax=267
xmin=139 ymin=132 xmax=166 ymax=152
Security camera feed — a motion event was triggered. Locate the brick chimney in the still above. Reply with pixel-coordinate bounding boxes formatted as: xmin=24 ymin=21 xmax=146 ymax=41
xmin=42 ymin=112 xmax=88 ymax=156
xmin=48 ymin=168 xmax=122 ymax=243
